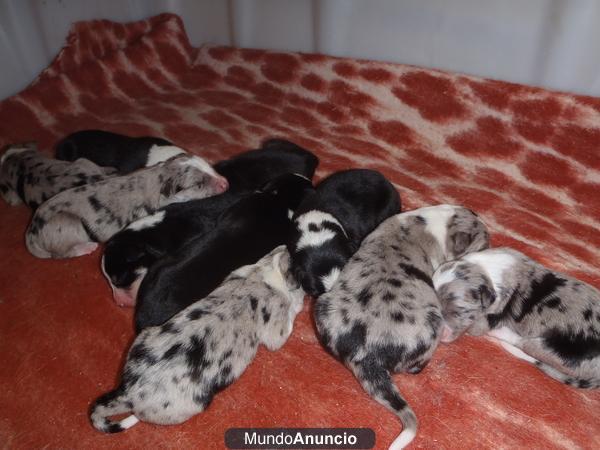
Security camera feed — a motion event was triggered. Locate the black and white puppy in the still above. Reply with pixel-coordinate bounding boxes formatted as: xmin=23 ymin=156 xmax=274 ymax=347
xmin=26 ymin=155 xmax=228 ymax=259
xmin=102 ymin=139 xmax=318 ymax=307
xmin=288 ymin=169 xmax=401 ymax=297
xmin=433 ymin=247 xmax=600 ymax=389
xmin=134 ymin=173 xmax=314 ymax=332
xmin=314 ymin=205 xmax=489 ymax=449
xmin=102 ymin=191 xmax=243 ymax=307
xmin=90 ymin=246 xmax=305 ymax=433
xmin=55 ymin=129 xmax=186 ymax=174
xmin=0 ymin=142 xmax=116 ymax=209
xmin=214 ymin=138 xmax=319 ymax=192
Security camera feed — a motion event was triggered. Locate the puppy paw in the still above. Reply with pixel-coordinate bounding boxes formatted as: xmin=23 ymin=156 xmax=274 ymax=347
xmin=70 ymin=242 xmax=99 ymax=257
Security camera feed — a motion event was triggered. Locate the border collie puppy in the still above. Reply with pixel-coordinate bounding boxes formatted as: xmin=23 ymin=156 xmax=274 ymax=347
xmin=102 ymin=191 xmax=243 ymax=307
xmin=90 ymin=246 xmax=305 ymax=433
xmin=55 ymin=130 xmax=187 ymax=174
xmin=433 ymin=247 xmax=600 ymax=389
xmin=314 ymin=205 xmax=489 ymax=449
xmin=134 ymin=173 xmax=314 ymax=332
xmin=26 ymin=155 xmax=228 ymax=259
xmin=214 ymin=138 xmax=319 ymax=192
xmin=288 ymin=169 xmax=401 ymax=297
xmin=0 ymin=142 xmax=116 ymax=209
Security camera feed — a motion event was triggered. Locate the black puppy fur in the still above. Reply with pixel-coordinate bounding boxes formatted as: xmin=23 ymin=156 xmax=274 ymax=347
xmin=55 ymin=130 xmax=175 ymax=174
xmin=134 ymin=173 xmax=314 ymax=332
xmin=214 ymin=138 xmax=319 ymax=192
xmin=289 ymin=169 xmax=401 ymax=297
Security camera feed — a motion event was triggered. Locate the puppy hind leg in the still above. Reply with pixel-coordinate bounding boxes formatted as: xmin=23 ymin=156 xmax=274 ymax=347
xmin=348 ymin=359 xmax=417 ymax=450
xmin=66 ymin=241 xmax=99 ymax=257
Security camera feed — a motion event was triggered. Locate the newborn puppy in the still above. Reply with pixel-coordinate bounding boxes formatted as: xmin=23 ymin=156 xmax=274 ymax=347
xmin=102 ymin=191 xmax=243 ymax=307
xmin=0 ymin=142 xmax=116 ymax=209
xmin=433 ymin=247 xmax=600 ymax=389
xmin=134 ymin=173 xmax=314 ymax=332
xmin=289 ymin=169 xmax=401 ymax=297
xmin=26 ymin=155 xmax=228 ymax=259
xmin=214 ymin=138 xmax=319 ymax=192
xmin=314 ymin=205 xmax=489 ymax=449
xmin=55 ymin=129 xmax=186 ymax=174
xmin=90 ymin=246 xmax=305 ymax=433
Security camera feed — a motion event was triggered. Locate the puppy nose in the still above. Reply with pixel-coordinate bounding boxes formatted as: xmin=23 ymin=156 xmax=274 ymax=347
xmin=213 ymin=176 xmax=229 ymax=193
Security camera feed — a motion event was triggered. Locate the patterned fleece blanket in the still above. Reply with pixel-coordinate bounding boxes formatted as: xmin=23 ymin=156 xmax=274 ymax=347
xmin=0 ymin=13 xmax=598 ymax=450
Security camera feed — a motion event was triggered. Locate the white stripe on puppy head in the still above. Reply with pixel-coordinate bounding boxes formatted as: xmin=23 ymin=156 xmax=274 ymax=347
xmin=295 ymin=210 xmax=347 ymax=250
xmin=464 ymin=250 xmax=517 ymax=295
xmin=177 ymin=154 xmax=219 ymax=177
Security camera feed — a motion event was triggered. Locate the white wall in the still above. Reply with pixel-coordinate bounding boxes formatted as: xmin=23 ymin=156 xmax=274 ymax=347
xmin=1 ymin=0 xmax=600 ymax=100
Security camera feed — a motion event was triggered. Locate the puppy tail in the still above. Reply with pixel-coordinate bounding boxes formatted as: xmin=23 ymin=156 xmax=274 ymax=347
xmin=534 ymin=361 xmax=600 ymax=389
xmin=349 ymin=359 xmax=417 ymax=450
xmin=90 ymin=387 xmax=139 ymax=433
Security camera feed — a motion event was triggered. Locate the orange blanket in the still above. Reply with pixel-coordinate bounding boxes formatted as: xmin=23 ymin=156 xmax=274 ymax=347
xmin=0 ymin=13 xmax=598 ymax=449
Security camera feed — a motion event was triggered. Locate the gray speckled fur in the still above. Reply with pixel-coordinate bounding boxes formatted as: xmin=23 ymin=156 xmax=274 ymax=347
xmin=433 ymin=247 xmax=600 ymax=388
xmin=90 ymin=246 xmax=305 ymax=432
xmin=0 ymin=143 xmax=116 ymax=209
xmin=25 ymin=154 xmax=223 ymax=259
xmin=314 ymin=205 xmax=489 ymax=449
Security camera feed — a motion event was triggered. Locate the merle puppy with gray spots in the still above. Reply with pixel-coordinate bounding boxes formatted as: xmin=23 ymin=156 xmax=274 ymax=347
xmin=289 ymin=169 xmax=401 ymax=297
xmin=25 ymin=154 xmax=228 ymax=259
xmin=90 ymin=245 xmax=305 ymax=433
xmin=433 ymin=247 xmax=600 ymax=389
xmin=314 ymin=205 xmax=489 ymax=449
xmin=214 ymin=138 xmax=319 ymax=193
xmin=134 ymin=173 xmax=314 ymax=332
xmin=55 ymin=129 xmax=187 ymax=174
xmin=0 ymin=142 xmax=116 ymax=209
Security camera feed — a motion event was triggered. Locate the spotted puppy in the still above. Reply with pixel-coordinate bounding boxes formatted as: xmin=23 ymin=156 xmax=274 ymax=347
xmin=0 ymin=142 xmax=116 ymax=209
xmin=90 ymin=245 xmax=304 ymax=432
xmin=433 ymin=247 xmax=600 ymax=389
xmin=214 ymin=138 xmax=319 ymax=192
xmin=314 ymin=205 xmax=489 ymax=449
xmin=289 ymin=169 xmax=401 ymax=297
xmin=102 ymin=191 xmax=243 ymax=307
xmin=55 ymin=129 xmax=187 ymax=174
xmin=134 ymin=173 xmax=314 ymax=331
xmin=26 ymin=154 xmax=228 ymax=259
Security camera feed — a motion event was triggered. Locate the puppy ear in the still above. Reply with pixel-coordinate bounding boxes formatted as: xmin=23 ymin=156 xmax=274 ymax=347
xmin=477 ymin=283 xmax=496 ymax=308
xmin=451 ymin=231 xmax=471 ymax=256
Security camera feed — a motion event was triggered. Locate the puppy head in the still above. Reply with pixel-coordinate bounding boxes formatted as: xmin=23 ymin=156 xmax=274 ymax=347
xmin=257 ymin=246 xmax=306 ymax=349
xmin=214 ymin=140 xmax=319 ymax=192
xmin=288 ymin=210 xmax=354 ymax=297
xmin=400 ymin=205 xmax=489 ymax=267
xmin=161 ymin=155 xmax=229 ymax=203
xmin=445 ymin=207 xmax=489 ymax=260
xmin=102 ymin=232 xmax=162 ymax=306
xmin=433 ymin=259 xmax=496 ymax=342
